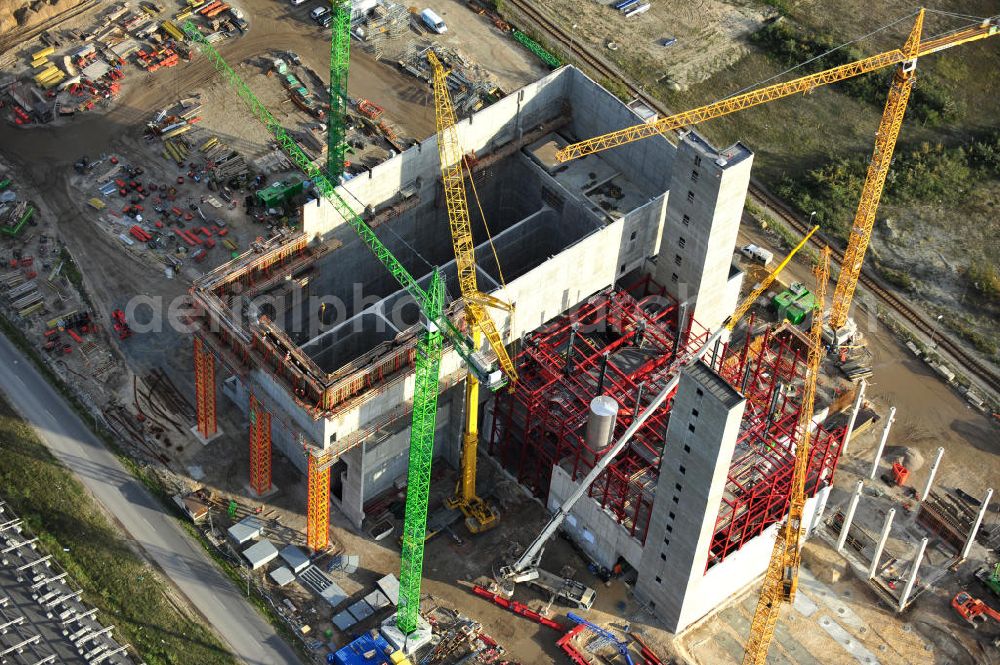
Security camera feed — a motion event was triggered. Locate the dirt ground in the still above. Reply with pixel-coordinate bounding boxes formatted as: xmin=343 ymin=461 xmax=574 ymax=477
xmin=526 ymin=0 xmax=773 ymax=90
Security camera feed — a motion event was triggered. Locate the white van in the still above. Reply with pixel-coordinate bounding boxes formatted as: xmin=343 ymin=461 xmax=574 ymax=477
xmin=740 ymin=243 xmax=774 ymax=266
xmin=420 ymin=8 xmax=447 ymax=34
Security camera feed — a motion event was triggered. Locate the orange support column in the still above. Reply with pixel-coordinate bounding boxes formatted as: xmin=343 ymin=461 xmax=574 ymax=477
xmin=248 ymin=394 xmax=272 ymax=496
xmin=193 ymin=336 xmax=217 ymax=439
xmin=306 ymin=452 xmax=331 ymax=551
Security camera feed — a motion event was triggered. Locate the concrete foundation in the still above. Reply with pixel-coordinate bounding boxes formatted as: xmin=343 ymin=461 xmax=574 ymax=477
xmin=380 ymin=615 xmax=433 ymax=655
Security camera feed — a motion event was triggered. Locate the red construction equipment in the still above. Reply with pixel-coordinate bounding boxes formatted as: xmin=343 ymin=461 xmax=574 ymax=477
xmin=471 ymin=585 xmax=563 ymax=631
xmin=952 ymin=591 xmax=1000 ymax=627
xmin=556 ymin=625 xmax=589 ymax=665
xmin=112 ymin=309 xmax=132 ymax=340
xmin=889 ymin=462 xmax=909 ymax=486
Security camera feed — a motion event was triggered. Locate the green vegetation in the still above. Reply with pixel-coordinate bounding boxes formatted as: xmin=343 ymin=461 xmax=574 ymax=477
xmin=750 ymin=20 xmax=960 ymax=126
xmin=776 ymin=131 xmax=1000 ymax=240
xmin=968 ymin=263 xmax=1000 ymax=302
xmin=59 ymin=246 xmax=84 ymax=291
xmin=880 ymin=266 xmax=913 ymax=291
xmin=0 ymin=395 xmax=238 ymax=665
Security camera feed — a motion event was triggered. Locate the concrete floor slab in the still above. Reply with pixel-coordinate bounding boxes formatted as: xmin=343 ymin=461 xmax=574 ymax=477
xmin=799 ymin=569 xmax=865 ymax=631
xmin=818 ymin=614 xmax=881 ymax=665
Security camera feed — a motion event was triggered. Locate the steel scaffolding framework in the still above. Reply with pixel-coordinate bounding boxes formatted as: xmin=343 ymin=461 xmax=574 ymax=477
xmin=489 ymin=281 xmax=846 ymax=565
xmin=249 ymin=394 xmax=272 ymax=496
xmin=306 ymin=451 xmax=332 ymax=551
xmin=193 ymin=336 xmax=217 ymax=439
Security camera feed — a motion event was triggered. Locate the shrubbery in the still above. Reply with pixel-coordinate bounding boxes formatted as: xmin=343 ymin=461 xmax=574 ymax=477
xmin=750 ymin=21 xmax=960 ymax=126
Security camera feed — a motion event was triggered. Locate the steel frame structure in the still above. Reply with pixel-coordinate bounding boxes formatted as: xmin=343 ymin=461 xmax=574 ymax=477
xmin=248 ymin=393 xmax=272 ymax=496
xmin=490 ymin=280 xmax=846 ymax=564
xmin=489 ymin=278 xmax=708 ymax=543
xmin=193 ymin=336 xmax=217 ymax=439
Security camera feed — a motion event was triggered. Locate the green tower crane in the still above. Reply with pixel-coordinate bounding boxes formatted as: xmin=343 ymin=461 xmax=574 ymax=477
xmin=328 ymin=1 xmax=351 ymax=178
xmin=180 ymin=21 xmax=508 ymax=636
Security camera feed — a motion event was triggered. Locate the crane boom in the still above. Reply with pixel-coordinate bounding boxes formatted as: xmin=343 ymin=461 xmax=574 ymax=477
xmin=555 ymin=14 xmax=998 ymax=162
xmin=743 ymin=246 xmax=831 ymax=664
xmin=179 ymin=21 xmax=508 ymax=386
xmin=505 ymin=229 xmax=815 ymax=577
xmin=428 ymin=51 xmax=518 ymax=384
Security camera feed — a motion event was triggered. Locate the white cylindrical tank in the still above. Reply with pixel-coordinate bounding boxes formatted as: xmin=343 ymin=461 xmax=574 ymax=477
xmin=585 ymin=396 xmax=619 ymax=451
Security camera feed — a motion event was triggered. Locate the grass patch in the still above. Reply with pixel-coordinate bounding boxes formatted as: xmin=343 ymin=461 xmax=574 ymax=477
xmin=0 ymin=395 xmax=238 ymax=665
xmin=776 ymin=132 xmax=1000 ymax=241
xmin=0 ymin=316 xmax=311 ymax=662
xmin=750 ymin=20 xmax=960 ymax=126
xmin=59 ymin=245 xmax=84 ymax=291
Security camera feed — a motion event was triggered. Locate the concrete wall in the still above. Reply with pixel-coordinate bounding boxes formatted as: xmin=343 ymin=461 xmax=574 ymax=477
xmin=655 ymin=131 xmax=751 ymax=332
xmin=635 ymin=360 xmax=746 ymax=633
xmin=547 ymin=464 xmax=644 ymax=570
xmin=336 ymin=386 xmax=464 ymax=527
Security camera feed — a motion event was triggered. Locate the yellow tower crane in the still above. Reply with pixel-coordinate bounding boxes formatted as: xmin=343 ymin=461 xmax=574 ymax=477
xmin=553 ymin=10 xmax=998 ymax=340
xmin=743 ymin=245 xmax=831 ymax=664
xmin=428 ymin=50 xmax=518 ymax=534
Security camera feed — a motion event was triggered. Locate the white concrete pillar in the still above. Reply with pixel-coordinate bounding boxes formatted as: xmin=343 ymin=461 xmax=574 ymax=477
xmin=897 ymin=537 xmax=928 ymax=612
xmin=869 ymin=407 xmax=896 ymax=480
xmin=840 ymin=379 xmax=866 ymax=457
xmin=837 ymin=480 xmax=864 ymax=553
xmin=869 ymin=508 xmax=895 ymax=579
xmin=960 ymin=488 xmax=994 ymax=561
xmin=920 ymin=447 xmax=945 ymax=502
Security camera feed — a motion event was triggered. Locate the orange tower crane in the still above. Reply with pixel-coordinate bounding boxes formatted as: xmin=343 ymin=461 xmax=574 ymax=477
xmin=554 ymin=10 xmax=999 ymax=339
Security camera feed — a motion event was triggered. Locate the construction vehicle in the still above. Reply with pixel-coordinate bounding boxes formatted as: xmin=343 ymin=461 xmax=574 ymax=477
xmin=552 ymin=10 xmax=999 ymax=346
xmin=495 ymin=229 xmax=818 ymax=609
xmin=952 ymin=591 xmax=1000 ymax=628
xmin=743 ymin=247 xmax=830 ymax=664
xmin=182 ymin=17 xmax=513 ymax=637
xmin=428 ymin=50 xmax=516 ymax=534
xmin=975 ymin=563 xmax=1000 ymax=598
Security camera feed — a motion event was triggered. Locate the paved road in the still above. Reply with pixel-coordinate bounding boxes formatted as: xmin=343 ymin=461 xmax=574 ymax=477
xmin=0 ymin=333 xmax=302 ymax=665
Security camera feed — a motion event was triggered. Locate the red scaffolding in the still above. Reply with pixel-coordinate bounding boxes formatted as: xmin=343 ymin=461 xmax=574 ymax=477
xmin=489 ymin=282 xmax=845 ymax=567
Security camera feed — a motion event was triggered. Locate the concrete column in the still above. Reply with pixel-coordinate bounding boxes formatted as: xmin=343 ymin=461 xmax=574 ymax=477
xmin=897 ymin=537 xmax=928 ymax=612
xmin=837 ymin=480 xmax=864 ymax=553
xmin=868 ymin=508 xmax=895 ymax=579
xmin=840 ymin=379 xmax=866 ymax=457
xmin=869 ymin=407 xmax=896 ymax=480
xmin=920 ymin=447 xmax=945 ymax=502
xmin=960 ymin=488 xmax=994 ymax=561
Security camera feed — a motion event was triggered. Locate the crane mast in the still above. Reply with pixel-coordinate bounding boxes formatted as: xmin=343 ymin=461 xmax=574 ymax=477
xmin=428 ymin=50 xmax=518 ymax=533
xmin=828 ymin=10 xmax=921 ymax=332
xmin=742 ymin=246 xmax=831 ymax=665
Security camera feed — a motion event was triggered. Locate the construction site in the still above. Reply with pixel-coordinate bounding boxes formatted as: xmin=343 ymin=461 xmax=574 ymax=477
xmin=0 ymin=1 xmax=999 ymax=665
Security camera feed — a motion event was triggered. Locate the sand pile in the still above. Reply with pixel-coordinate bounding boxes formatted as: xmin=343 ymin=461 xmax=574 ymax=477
xmin=0 ymin=0 xmax=87 ymax=39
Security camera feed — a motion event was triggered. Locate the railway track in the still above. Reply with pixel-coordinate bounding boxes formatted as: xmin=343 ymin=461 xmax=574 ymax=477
xmin=0 ymin=0 xmax=101 ymax=57
xmin=505 ymin=0 xmax=1000 ymax=398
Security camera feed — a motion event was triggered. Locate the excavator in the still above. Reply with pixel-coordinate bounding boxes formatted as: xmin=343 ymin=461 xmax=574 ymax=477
xmin=428 ymin=50 xmax=517 ymax=534
xmin=952 ymin=591 xmax=1000 ymax=635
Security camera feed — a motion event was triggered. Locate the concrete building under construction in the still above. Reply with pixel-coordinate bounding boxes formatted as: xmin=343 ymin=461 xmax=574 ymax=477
xmin=189 ymin=65 xmax=849 ymax=633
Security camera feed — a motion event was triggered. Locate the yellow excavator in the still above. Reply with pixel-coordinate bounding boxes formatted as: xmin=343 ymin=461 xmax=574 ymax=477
xmin=428 ymin=50 xmax=517 ymax=534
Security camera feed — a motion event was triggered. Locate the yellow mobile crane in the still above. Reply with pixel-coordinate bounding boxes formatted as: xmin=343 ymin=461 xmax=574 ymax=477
xmin=743 ymin=246 xmax=831 ymax=664
xmin=428 ymin=50 xmax=518 ymax=533
xmin=553 ymin=10 xmax=998 ymax=340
